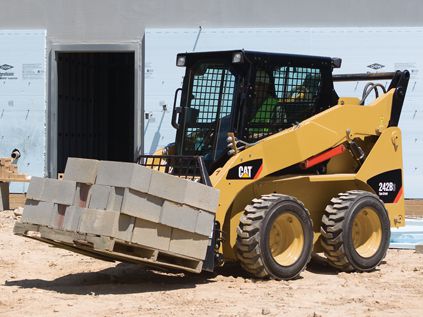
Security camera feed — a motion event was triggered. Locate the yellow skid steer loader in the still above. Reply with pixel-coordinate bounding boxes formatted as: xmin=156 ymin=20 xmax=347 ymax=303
xmin=15 ymin=50 xmax=409 ymax=280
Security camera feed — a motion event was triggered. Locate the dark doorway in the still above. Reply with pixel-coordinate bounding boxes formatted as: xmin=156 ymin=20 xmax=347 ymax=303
xmin=56 ymin=52 xmax=134 ymax=173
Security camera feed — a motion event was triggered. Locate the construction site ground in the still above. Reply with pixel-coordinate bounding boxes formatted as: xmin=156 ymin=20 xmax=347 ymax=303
xmin=1 ymin=197 xmax=423 ymax=317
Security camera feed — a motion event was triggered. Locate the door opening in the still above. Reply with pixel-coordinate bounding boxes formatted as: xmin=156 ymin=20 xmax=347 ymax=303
xmin=56 ymin=52 xmax=135 ymax=173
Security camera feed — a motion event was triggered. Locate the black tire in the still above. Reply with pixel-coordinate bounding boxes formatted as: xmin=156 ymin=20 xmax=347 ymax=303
xmin=236 ymin=194 xmax=313 ymax=280
xmin=320 ymin=190 xmax=391 ymax=272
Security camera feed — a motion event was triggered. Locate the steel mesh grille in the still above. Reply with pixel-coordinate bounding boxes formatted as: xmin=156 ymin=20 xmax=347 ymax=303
xmin=245 ymin=67 xmax=321 ymax=142
xmin=183 ymin=66 xmax=235 ymax=154
xmin=137 ymin=155 xmax=210 ymax=185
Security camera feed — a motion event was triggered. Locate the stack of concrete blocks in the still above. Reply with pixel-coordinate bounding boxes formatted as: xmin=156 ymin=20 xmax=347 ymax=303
xmin=21 ymin=157 xmax=219 ymax=264
xmin=22 ymin=176 xmax=77 ymax=229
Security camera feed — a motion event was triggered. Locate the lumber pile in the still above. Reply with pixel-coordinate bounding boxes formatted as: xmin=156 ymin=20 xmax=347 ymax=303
xmin=0 ymin=157 xmax=29 ymax=181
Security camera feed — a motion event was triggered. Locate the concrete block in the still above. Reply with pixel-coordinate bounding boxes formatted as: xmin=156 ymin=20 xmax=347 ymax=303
xmin=78 ymin=208 xmax=119 ymax=236
xmin=183 ymin=181 xmax=220 ymax=213
xmin=169 ymin=229 xmax=209 ymax=260
xmin=40 ymin=178 xmax=76 ymax=205
xmin=114 ymin=214 xmax=135 ymax=242
xmin=109 ymin=187 xmax=125 ymax=211
xmin=26 ymin=177 xmax=45 ymax=201
xmin=129 ymin=165 xmax=154 ymax=194
xmin=96 ymin=161 xmax=152 ymax=193
xmin=195 ymin=210 xmax=215 ymax=236
xmin=63 ymin=206 xmax=83 ymax=232
xmin=88 ymin=184 xmax=113 ymax=210
xmin=64 ymin=157 xmax=99 ymax=184
xmin=132 ymin=218 xmax=171 ymax=251
xmin=416 ymin=244 xmax=423 ymax=254
xmin=49 ymin=204 xmax=67 ymax=229
xmin=74 ymin=183 xmax=91 ymax=208
xmin=160 ymin=200 xmax=198 ymax=232
xmin=21 ymin=200 xmax=55 ymax=226
xmin=148 ymin=171 xmax=189 ymax=203
xmin=121 ymin=188 xmax=164 ymax=222
xmin=148 ymin=171 xmax=219 ymax=212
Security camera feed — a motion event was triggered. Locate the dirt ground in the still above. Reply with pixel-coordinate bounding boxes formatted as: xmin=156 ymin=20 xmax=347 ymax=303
xmin=1 ymin=209 xmax=422 ymax=317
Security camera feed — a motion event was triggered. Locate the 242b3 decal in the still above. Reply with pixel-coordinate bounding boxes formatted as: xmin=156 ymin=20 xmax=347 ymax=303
xmin=367 ymin=169 xmax=402 ymax=203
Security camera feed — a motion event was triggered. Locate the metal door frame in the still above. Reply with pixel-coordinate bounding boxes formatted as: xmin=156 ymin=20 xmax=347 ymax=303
xmin=47 ymin=42 xmax=143 ymax=177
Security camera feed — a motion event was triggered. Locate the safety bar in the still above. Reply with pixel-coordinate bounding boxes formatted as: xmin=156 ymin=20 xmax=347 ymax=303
xmin=333 ymin=72 xmax=397 ymax=82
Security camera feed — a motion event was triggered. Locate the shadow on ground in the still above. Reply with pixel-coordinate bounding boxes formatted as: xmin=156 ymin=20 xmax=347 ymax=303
xmin=6 ymin=255 xmax=371 ymax=294
xmin=306 ymin=254 xmax=340 ymax=275
xmin=5 ymin=262 xmax=213 ymax=295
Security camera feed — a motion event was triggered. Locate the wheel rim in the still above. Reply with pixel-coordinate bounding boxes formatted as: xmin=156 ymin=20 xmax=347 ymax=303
xmin=268 ymin=212 xmax=304 ymax=266
xmin=352 ymin=207 xmax=382 ymax=258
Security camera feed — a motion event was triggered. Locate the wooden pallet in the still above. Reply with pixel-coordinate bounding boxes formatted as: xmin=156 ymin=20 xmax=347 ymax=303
xmin=405 ymin=199 xmax=423 ymax=218
xmin=14 ymin=222 xmax=203 ymax=273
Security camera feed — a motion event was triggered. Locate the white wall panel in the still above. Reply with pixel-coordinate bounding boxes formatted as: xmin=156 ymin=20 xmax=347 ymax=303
xmin=0 ymin=30 xmax=46 ymax=192
xmin=145 ymin=27 xmax=423 ymax=198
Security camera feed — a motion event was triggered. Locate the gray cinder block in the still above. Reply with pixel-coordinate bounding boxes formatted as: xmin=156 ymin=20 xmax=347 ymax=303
xmin=160 ymin=200 xmax=198 ymax=232
xmin=148 ymin=171 xmax=189 ymax=203
xmin=183 ymin=181 xmax=220 ymax=213
xmin=49 ymin=204 xmax=67 ymax=229
xmin=26 ymin=177 xmax=45 ymax=200
xmin=96 ymin=161 xmax=152 ymax=193
xmin=114 ymin=214 xmax=135 ymax=242
xmin=78 ymin=208 xmax=119 ymax=236
xmin=63 ymin=206 xmax=83 ymax=232
xmin=416 ymin=244 xmax=423 ymax=254
xmin=88 ymin=184 xmax=113 ymax=210
xmin=121 ymin=188 xmax=164 ymax=223
xmin=132 ymin=218 xmax=171 ymax=251
xmin=195 ymin=210 xmax=215 ymax=236
xmin=109 ymin=187 xmax=125 ymax=211
xmin=40 ymin=178 xmax=76 ymax=205
xmin=73 ymin=183 xmax=91 ymax=208
xmin=169 ymin=229 xmax=210 ymax=260
xmin=64 ymin=157 xmax=99 ymax=185
xmin=148 ymin=171 xmax=219 ymax=212
xmin=21 ymin=200 xmax=55 ymax=226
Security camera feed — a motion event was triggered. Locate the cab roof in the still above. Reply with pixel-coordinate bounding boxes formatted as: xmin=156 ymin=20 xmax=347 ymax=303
xmin=176 ymin=50 xmax=341 ymax=68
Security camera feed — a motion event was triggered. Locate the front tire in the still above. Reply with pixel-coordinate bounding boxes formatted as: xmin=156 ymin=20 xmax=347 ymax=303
xmin=236 ymin=194 xmax=313 ymax=280
xmin=320 ymin=190 xmax=391 ymax=272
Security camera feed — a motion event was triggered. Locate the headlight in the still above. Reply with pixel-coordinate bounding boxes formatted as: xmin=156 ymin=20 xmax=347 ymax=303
xmin=232 ymin=52 xmax=243 ymax=63
xmin=176 ymin=55 xmax=186 ymax=67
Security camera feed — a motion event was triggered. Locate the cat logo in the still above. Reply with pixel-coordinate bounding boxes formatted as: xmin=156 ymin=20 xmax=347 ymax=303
xmin=238 ymin=166 xmax=253 ymax=178
xmin=227 ymin=159 xmax=263 ymax=180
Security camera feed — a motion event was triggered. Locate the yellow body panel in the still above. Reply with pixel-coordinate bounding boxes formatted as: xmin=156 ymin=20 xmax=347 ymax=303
xmin=209 ymin=90 xmax=405 ymax=261
xmin=337 ymin=97 xmax=361 ymax=105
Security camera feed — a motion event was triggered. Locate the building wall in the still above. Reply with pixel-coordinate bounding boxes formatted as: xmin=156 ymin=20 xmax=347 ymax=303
xmin=0 ymin=0 xmax=422 ymax=42
xmin=1 ymin=1 xmax=422 ymax=196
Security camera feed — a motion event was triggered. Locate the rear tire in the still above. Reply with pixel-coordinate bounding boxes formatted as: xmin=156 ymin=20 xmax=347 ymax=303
xmin=320 ymin=190 xmax=390 ymax=272
xmin=236 ymin=194 xmax=313 ymax=280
